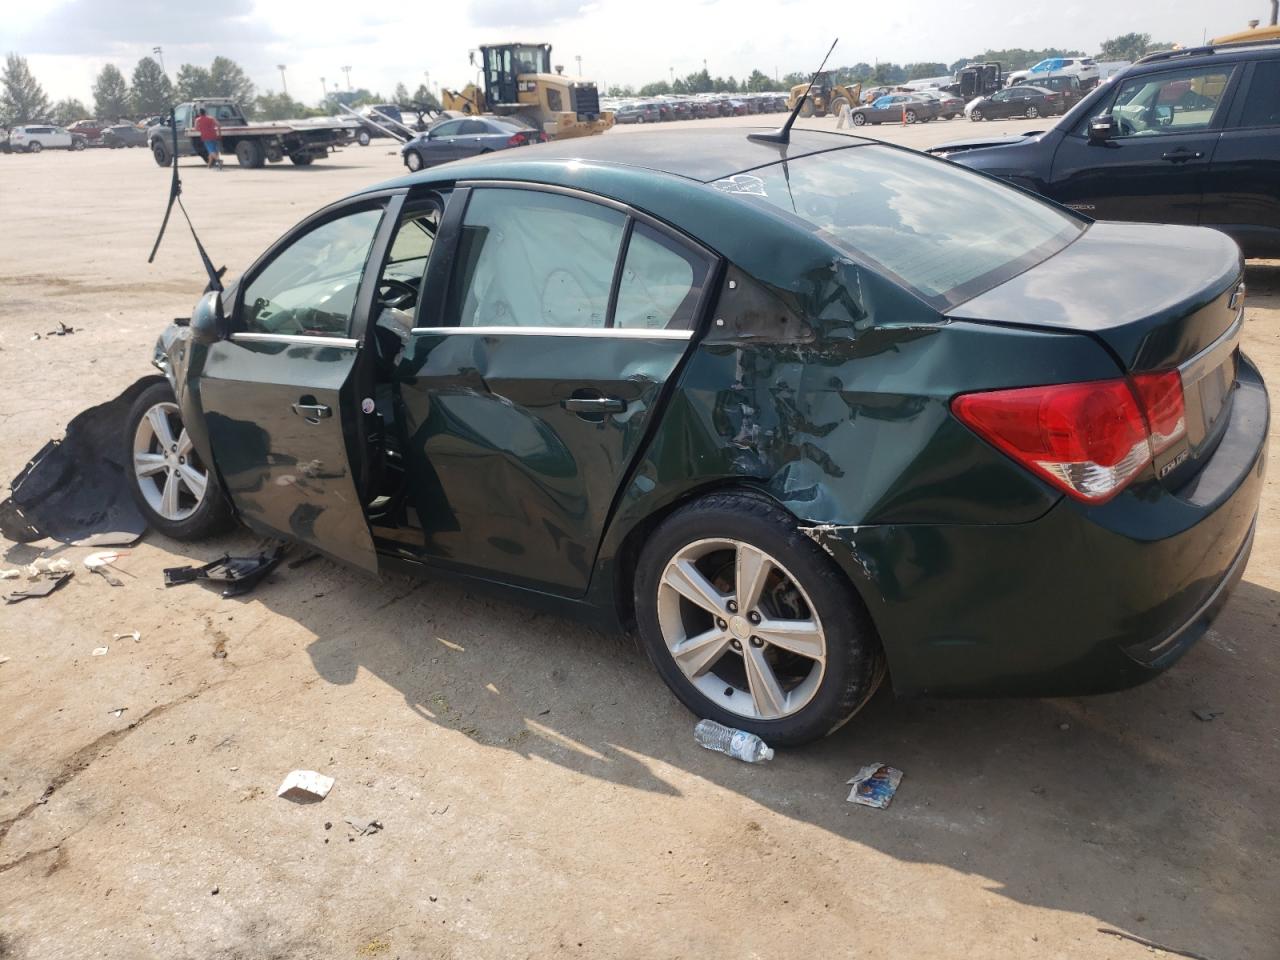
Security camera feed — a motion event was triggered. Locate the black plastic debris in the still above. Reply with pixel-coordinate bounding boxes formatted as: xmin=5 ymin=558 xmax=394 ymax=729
xmin=5 ymin=571 xmax=73 ymax=604
xmin=46 ymin=322 xmax=76 ymax=337
xmin=0 ymin=378 xmax=159 ymax=547
xmin=163 ymin=546 xmax=287 ymax=598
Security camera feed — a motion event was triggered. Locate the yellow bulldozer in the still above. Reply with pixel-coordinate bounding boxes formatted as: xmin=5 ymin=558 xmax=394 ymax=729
xmin=785 ymin=72 xmax=862 ymax=117
xmin=441 ymin=42 xmax=614 ymax=140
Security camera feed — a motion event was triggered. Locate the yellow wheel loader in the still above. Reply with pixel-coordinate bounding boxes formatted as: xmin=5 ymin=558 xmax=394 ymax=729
xmin=441 ymin=42 xmax=614 ymax=140
xmin=785 ymin=72 xmax=862 ymax=118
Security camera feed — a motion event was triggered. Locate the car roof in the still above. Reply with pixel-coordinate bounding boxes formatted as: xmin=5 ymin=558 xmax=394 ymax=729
xmin=366 ymin=127 xmax=874 ymax=189
xmin=1134 ymin=40 xmax=1280 ymax=69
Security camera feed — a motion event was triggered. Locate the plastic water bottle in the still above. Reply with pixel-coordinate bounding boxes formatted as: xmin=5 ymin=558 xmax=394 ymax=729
xmin=694 ymin=719 xmax=775 ymax=763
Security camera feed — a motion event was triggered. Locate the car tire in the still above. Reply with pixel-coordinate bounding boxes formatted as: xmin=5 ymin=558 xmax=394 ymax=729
xmin=945 ymin=113 xmax=956 ymax=120
xmin=357 ymin=130 xmax=371 ymax=146
xmin=124 ymin=381 xmax=235 ymax=541
xmin=851 ymin=112 xmax=866 ymax=126
xmin=799 ymin=97 xmax=814 ymax=118
xmin=289 ymin=153 xmax=314 ymax=165
xmin=151 ymin=139 xmax=171 ymax=166
xmin=404 ymin=149 xmax=424 ymax=172
xmin=28 ymin=141 xmax=42 ymax=153
xmin=1025 ymin=106 xmax=1039 ymax=119
xmin=235 ymin=140 xmax=265 ymax=168
xmin=905 ymin=110 xmax=918 ymax=124
xmin=970 ymin=108 xmax=984 ymax=121
xmin=73 ymin=139 xmax=86 ymax=151
xmin=634 ymin=492 xmax=885 ymax=746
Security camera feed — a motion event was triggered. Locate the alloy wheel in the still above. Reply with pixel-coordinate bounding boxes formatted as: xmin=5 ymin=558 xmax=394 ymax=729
xmin=405 ymin=150 xmax=423 ymax=171
xmin=1026 ymin=106 xmax=1039 ymax=118
xmin=657 ymin=538 xmax=827 ymax=721
xmin=132 ymin=402 xmax=209 ymax=522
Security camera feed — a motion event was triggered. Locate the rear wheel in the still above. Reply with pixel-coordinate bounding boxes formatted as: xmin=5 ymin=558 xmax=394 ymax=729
xmin=798 ymin=97 xmax=814 ymax=118
xmin=151 ymin=139 xmax=171 ymax=166
xmin=635 ymin=493 xmax=884 ymax=746
xmin=357 ymin=130 xmax=371 ymax=146
xmin=72 ymin=139 xmax=86 ymax=151
xmin=1025 ymin=105 xmax=1039 ymax=119
xmin=28 ymin=141 xmax=42 ymax=153
xmin=235 ymin=140 xmax=265 ymax=168
xmin=124 ymin=381 xmax=233 ymax=541
xmin=289 ymin=153 xmax=314 ymax=165
xmin=829 ymin=96 xmax=850 ymax=116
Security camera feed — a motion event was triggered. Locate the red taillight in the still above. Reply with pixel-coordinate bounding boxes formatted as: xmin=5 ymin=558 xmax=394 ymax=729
xmin=951 ymin=373 xmax=1186 ymax=503
xmin=1130 ymin=370 xmax=1186 ymax=453
xmin=507 ymin=133 xmax=527 ymax=146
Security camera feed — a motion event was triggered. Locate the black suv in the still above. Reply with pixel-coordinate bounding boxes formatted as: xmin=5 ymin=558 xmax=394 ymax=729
xmin=1009 ymin=73 xmax=1084 ymax=108
xmin=930 ymin=42 xmax=1280 ymax=258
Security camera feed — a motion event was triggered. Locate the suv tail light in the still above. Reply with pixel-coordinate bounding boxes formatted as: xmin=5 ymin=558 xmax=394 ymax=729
xmin=952 ymin=373 xmax=1187 ymax=503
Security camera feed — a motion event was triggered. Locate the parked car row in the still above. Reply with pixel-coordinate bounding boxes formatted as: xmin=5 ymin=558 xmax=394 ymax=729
xmin=605 ymin=93 xmax=789 ymax=123
xmin=3 ymin=125 xmax=87 ymax=153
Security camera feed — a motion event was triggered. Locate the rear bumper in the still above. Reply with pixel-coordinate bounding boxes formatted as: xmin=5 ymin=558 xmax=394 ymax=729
xmin=821 ymin=355 xmax=1269 ymax=698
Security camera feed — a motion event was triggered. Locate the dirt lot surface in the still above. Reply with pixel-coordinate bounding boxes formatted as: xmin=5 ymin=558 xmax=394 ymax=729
xmin=1 ymin=118 xmax=1277 ymax=960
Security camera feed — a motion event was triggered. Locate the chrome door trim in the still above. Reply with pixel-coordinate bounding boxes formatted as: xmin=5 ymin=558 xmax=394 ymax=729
xmin=408 ymin=326 xmax=693 ymax=340
xmin=230 ymin=332 xmax=360 ymax=348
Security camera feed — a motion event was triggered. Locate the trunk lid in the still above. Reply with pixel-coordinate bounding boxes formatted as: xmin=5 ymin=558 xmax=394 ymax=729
xmin=948 ymin=221 xmax=1245 ymax=490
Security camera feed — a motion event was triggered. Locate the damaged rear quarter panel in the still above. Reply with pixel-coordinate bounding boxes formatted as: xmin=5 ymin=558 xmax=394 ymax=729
xmin=593 ymin=249 xmax=1123 ymax=667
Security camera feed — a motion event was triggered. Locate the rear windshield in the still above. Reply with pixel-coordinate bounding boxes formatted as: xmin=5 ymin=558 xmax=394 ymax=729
xmin=717 ymin=144 xmax=1084 ymax=308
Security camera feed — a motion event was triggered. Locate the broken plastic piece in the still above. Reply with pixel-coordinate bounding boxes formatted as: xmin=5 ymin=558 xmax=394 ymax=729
xmin=107 ymin=707 xmax=128 ymax=718
xmin=846 ymin=763 xmax=903 ymax=809
xmin=5 ymin=572 xmax=72 ymax=604
xmin=0 ymin=569 xmax=19 ymax=580
xmin=163 ymin=546 xmax=287 ymax=598
xmin=113 ymin=630 xmax=141 ymax=643
xmin=25 ymin=557 xmax=73 ymax=579
xmin=1193 ymin=708 xmax=1224 ymax=722
xmin=277 ymin=770 xmax=334 ymax=803
xmin=344 ymin=818 xmax=384 ymax=836
xmin=92 ymin=646 xmax=109 ymax=656
xmin=0 ymin=380 xmax=155 ymax=546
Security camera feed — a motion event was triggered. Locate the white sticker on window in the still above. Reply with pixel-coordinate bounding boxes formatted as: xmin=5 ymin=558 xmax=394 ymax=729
xmin=711 ymin=174 xmax=768 ymax=197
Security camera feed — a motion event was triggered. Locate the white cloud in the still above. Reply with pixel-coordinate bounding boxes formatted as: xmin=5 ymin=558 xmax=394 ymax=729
xmin=0 ymin=0 xmax=1267 ymax=104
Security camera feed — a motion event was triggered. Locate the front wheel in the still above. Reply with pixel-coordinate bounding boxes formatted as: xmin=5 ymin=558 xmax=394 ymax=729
xmin=151 ymin=139 xmax=171 ymax=166
xmin=905 ymin=109 xmax=918 ymax=124
xmin=124 ymin=381 xmax=234 ymax=540
xmin=1025 ymin=105 xmax=1039 ymax=119
xmin=970 ymin=108 xmax=984 ymax=121
xmin=28 ymin=141 xmax=42 ymax=153
xmin=404 ymin=149 xmax=424 ymax=172
xmin=851 ymin=112 xmax=866 ymax=126
xmin=289 ymin=153 xmax=314 ymax=165
xmin=635 ymin=493 xmax=884 ymax=746
xmin=72 ymin=139 xmax=86 ymax=151
xmin=357 ymin=130 xmax=371 ymax=146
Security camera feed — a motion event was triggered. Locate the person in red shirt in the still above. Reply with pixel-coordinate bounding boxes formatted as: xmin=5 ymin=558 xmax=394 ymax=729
xmin=193 ymin=107 xmax=223 ymax=170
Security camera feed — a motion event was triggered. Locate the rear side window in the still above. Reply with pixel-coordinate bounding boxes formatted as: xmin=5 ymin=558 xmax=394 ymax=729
xmin=614 ymin=223 xmax=712 ymax=331
xmin=445 ymin=189 xmax=626 ymax=329
xmin=458 ymin=119 xmax=488 ymax=134
xmin=1236 ymin=60 xmax=1280 ymax=128
xmin=720 ymin=145 xmax=1083 ymax=308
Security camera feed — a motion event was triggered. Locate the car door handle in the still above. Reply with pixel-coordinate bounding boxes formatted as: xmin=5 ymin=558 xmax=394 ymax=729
xmin=292 ymin=401 xmax=332 ymax=423
xmin=562 ymin=397 xmax=626 ymax=414
xmin=1161 ymin=149 xmax=1204 ymax=162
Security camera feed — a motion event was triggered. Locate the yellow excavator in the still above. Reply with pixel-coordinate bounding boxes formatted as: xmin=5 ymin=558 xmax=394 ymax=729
xmin=785 ymin=72 xmax=862 ymax=117
xmin=441 ymin=42 xmax=614 ymax=140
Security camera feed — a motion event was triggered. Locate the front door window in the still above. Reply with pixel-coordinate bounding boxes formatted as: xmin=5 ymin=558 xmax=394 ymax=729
xmin=240 ymin=208 xmax=383 ymax=337
xmin=1087 ymin=67 xmax=1233 ymax=137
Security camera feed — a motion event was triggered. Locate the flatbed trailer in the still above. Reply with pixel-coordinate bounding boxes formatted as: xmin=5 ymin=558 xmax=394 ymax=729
xmin=148 ymin=99 xmax=352 ymax=168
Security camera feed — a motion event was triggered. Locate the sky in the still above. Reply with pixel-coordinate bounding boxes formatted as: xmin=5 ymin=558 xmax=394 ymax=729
xmin=0 ymin=0 xmax=1270 ymax=105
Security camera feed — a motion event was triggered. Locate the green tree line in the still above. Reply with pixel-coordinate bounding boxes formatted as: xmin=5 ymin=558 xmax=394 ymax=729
xmin=1 ymin=52 xmax=442 ymax=126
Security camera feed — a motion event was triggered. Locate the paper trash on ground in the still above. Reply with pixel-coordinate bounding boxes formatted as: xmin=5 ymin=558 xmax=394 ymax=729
xmin=277 ymin=770 xmax=335 ymax=803
xmin=846 ymin=763 xmax=903 ymax=809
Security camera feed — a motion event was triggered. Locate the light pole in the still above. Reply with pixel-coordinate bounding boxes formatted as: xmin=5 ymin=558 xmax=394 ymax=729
xmin=277 ymin=64 xmax=288 ymax=96
xmin=320 ymin=77 xmax=327 ymax=105
xmin=153 ymin=46 xmax=165 ymax=75
xmin=342 ymin=65 xmax=352 ymax=90
xmin=575 ymin=55 xmax=583 ymax=76
xmin=669 ymin=66 xmax=674 ymax=83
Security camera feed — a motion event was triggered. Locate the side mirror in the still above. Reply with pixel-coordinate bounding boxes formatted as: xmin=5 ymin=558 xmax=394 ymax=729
xmin=1155 ymin=105 xmax=1173 ymax=125
xmin=190 ymin=290 xmax=224 ymax=345
xmin=1088 ymin=115 xmax=1116 ymax=144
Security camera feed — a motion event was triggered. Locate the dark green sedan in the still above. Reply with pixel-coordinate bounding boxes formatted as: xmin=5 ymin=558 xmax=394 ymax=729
xmin=130 ymin=128 xmax=1267 ymax=745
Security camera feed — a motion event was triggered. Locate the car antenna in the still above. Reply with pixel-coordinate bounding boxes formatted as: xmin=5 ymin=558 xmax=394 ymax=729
xmin=147 ymin=107 xmax=225 ymax=293
xmin=748 ymin=38 xmax=838 ymax=146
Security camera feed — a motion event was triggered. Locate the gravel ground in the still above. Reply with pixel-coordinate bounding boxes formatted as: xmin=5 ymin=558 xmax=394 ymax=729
xmin=1 ymin=118 xmax=1277 ymax=960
